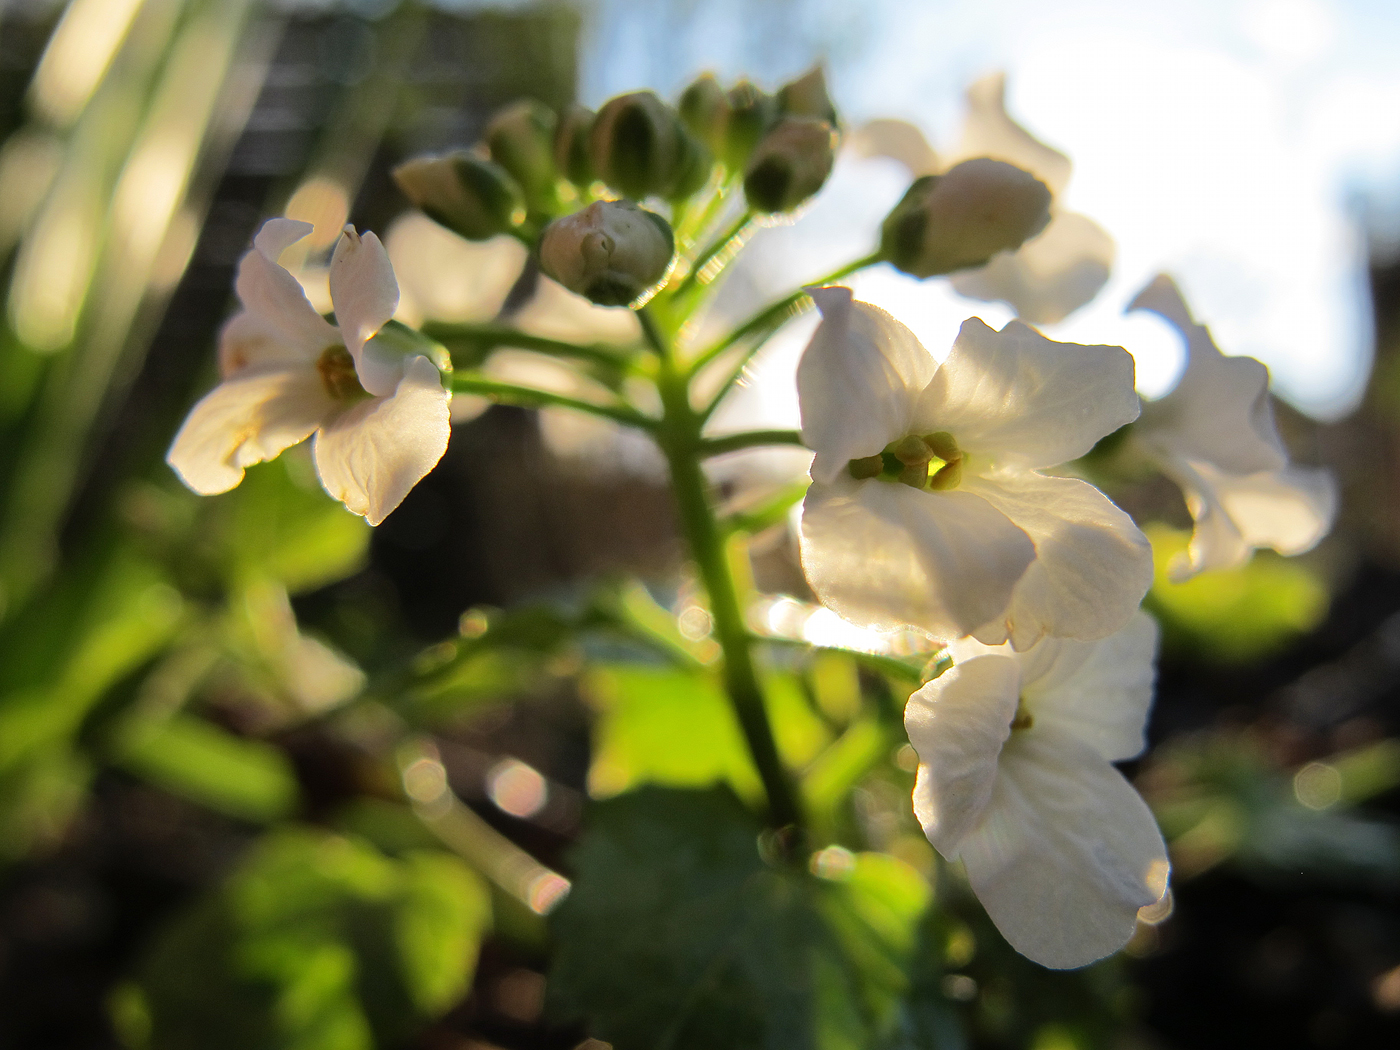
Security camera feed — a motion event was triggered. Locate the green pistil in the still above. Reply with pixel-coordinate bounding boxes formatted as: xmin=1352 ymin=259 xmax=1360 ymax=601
xmin=848 ymin=431 xmax=964 ymax=491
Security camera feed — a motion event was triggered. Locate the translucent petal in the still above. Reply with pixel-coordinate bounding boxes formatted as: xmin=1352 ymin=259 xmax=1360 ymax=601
xmin=949 ymin=211 xmax=1114 ymax=324
xmin=907 ymin=653 xmax=1020 ymax=856
xmin=329 ymin=226 xmax=400 ymax=397
xmin=847 ymin=118 xmax=941 ymax=176
xmin=797 ymin=287 xmax=937 ymax=483
xmin=958 ymin=726 xmax=1169 ymax=969
xmin=950 ymin=73 xmax=1072 ymax=197
xmin=1019 ymin=611 xmax=1159 ymax=763
xmin=918 ymin=318 xmax=1138 ymax=469
xmin=167 ymin=366 xmax=331 ymax=495
xmin=967 ymin=472 xmax=1152 ymax=649
xmin=229 ymin=218 xmax=338 ymax=369
xmin=799 ymin=476 xmax=1034 ymax=641
xmin=1132 ymin=274 xmax=1286 ymax=476
xmin=1166 ymin=458 xmax=1337 ymax=580
xmin=312 ymin=355 xmax=450 ymax=526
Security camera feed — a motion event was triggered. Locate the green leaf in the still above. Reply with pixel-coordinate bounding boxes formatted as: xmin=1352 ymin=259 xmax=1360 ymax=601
xmin=584 ymin=666 xmax=829 ymax=801
xmin=117 ymin=713 xmax=299 ymax=823
xmin=126 ymin=827 xmax=491 ymax=1050
xmin=548 ymin=786 xmax=927 ymax=1050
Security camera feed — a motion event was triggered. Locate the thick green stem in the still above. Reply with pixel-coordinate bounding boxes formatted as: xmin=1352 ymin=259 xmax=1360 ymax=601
xmin=642 ymin=311 xmax=804 ymax=834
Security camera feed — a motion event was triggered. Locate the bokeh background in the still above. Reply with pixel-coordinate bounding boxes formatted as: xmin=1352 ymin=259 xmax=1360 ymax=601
xmin=3 ymin=0 xmax=1400 ymax=1048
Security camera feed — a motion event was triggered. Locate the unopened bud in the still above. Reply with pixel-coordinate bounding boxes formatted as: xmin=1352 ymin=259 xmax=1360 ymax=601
xmin=777 ymin=65 xmax=838 ymax=127
xmin=486 ymin=99 xmax=558 ymax=210
xmin=392 ymin=151 xmax=526 ymax=241
xmin=879 ymin=158 xmax=1051 ymax=278
xmin=743 ymin=116 xmax=836 ymax=213
xmin=538 ymin=199 xmax=675 ymax=307
xmin=590 ymin=91 xmax=711 ymax=201
xmin=679 ymin=73 xmax=731 ymax=154
xmin=724 ymin=80 xmax=778 ymax=169
xmin=554 ymin=104 xmax=595 ymax=186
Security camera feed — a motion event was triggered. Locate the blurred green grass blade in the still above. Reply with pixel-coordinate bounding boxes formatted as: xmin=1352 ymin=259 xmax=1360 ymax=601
xmin=117 ymin=712 xmax=298 ymax=823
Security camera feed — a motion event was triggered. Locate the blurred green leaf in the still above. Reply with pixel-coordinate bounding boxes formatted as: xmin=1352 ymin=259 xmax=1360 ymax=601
xmin=548 ymin=786 xmax=927 ymax=1050
xmin=125 ymin=827 xmax=490 ymax=1050
xmin=584 ymin=665 xmax=830 ymax=801
xmin=117 ymin=713 xmax=298 ymax=823
xmin=1145 ymin=526 xmax=1328 ymax=662
xmin=217 ymin=458 xmax=370 ymax=595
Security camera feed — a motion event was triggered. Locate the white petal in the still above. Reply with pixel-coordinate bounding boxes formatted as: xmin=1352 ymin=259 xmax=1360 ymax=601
xmin=386 ymin=215 xmax=526 ymax=325
xmin=799 ymin=476 xmax=1034 ymax=641
xmin=967 ymin=472 xmax=1152 ymax=649
xmin=1019 ymin=611 xmax=1159 ymax=763
xmin=229 ymin=219 xmax=339 ymax=369
xmin=908 ymin=653 xmax=1020 ymax=856
xmin=949 ymin=211 xmax=1114 ymax=324
xmin=329 ymin=226 xmax=400 ymax=397
xmin=1166 ymin=458 xmax=1337 ymax=580
xmin=950 ymin=73 xmax=1072 ymax=197
xmin=167 ymin=367 xmax=331 ymax=494
xmin=312 ymin=355 xmax=450 ymax=526
xmin=918 ymin=318 xmax=1138 ymax=469
xmin=797 ymin=287 xmax=937 ymax=483
xmin=847 ymin=118 xmax=941 ymax=176
xmin=1132 ymin=275 xmax=1286 ymax=476
xmin=958 ymin=727 xmax=1169 ymax=969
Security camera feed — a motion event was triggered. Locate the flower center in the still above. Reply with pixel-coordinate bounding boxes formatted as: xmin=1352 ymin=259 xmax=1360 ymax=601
xmin=317 ymin=345 xmax=368 ymax=401
xmin=848 ymin=431 xmax=963 ymax=491
xmin=1009 ymin=703 xmax=1033 ymax=732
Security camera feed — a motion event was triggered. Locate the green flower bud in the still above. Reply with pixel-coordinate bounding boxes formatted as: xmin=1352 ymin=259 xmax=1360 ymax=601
xmin=879 ymin=158 xmax=1052 ymax=278
xmin=486 ymin=99 xmax=558 ymax=211
xmin=589 ymin=90 xmax=712 ymax=201
xmin=554 ymin=104 xmax=596 ymax=187
xmin=678 ymin=72 xmax=731 ymax=154
xmin=391 ymin=150 xmax=526 ymax=241
xmin=777 ymin=65 xmax=838 ymax=127
xmin=743 ymin=116 xmax=836 ymax=213
xmin=724 ymin=80 xmax=778 ymax=169
xmin=538 ymin=199 xmax=675 ymax=307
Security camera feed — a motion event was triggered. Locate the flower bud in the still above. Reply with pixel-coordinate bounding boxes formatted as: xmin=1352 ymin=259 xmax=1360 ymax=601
xmin=538 ymin=199 xmax=675 ymax=307
xmin=589 ymin=91 xmax=711 ymax=201
xmin=486 ymin=99 xmax=558 ymax=210
xmin=743 ymin=116 xmax=836 ymax=213
xmin=724 ymin=80 xmax=778 ymax=169
xmin=392 ymin=151 xmax=526 ymax=241
xmin=879 ymin=158 xmax=1052 ymax=278
xmin=678 ymin=72 xmax=731 ymax=154
xmin=554 ymin=104 xmax=595 ymax=187
xmin=777 ymin=65 xmax=838 ymax=127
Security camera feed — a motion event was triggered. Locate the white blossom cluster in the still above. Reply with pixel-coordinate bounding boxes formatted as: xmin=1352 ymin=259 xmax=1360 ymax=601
xmin=165 ymin=71 xmax=1338 ymax=972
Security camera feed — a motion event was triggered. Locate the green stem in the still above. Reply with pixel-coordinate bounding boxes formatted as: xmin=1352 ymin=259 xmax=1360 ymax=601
xmin=686 ymin=251 xmax=882 ymax=378
xmin=671 ymin=210 xmax=756 ymax=301
xmin=424 ymin=322 xmax=635 ymax=369
xmin=699 ymin=429 xmax=805 ymax=459
xmin=722 ymin=480 xmax=811 ymax=537
xmin=450 ymin=375 xmax=656 ymax=429
xmin=642 ymin=310 xmax=804 ymax=834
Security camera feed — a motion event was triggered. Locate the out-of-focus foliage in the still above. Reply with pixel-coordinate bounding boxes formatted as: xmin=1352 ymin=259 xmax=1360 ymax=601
xmin=113 ymin=827 xmax=491 ymax=1050
xmin=1145 ymin=526 xmax=1329 ymax=662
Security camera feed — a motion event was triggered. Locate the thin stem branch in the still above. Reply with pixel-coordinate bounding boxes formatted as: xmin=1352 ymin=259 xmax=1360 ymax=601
xmin=423 ymin=322 xmax=633 ymax=369
xmin=450 ymin=375 xmax=656 ymax=429
xmin=686 ymin=252 xmax=882 ymax=378
xmin=698 ymin=429 xmax=805 ymax=459
xmin=722 ymin=481 xmax=811 ymax=537
xmin=671 ymin=210 xmax=756 ymax=301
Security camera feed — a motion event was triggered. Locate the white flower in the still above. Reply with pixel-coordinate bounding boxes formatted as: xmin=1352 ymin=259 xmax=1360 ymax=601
xmin=167 ymin=218 xmax=451 ymax=526
xmin=1129 ymin=275 xmax=1337 ymax=581
xmin=852 ymin=73 xmax=1114 ymax=324
xmin=797 ymin=287 xmax=1151 ymax=648
xmin=906 ymin=612 xmax=1169 ymax=969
